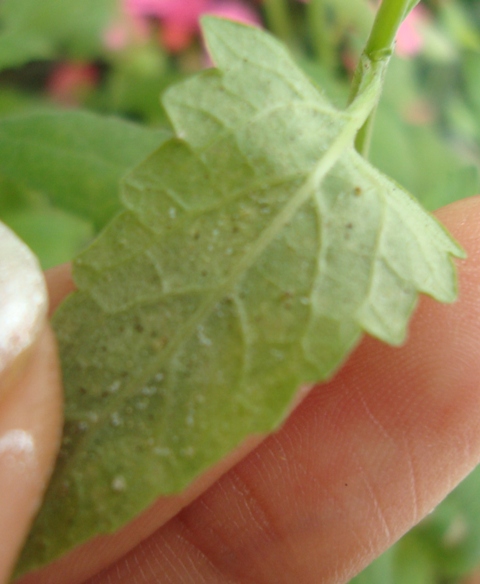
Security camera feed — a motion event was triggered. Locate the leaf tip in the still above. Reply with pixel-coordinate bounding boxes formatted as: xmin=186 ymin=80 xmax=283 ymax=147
xmin=199 ymin=14 xmax=263 ymax=69
xmin=199 ymin=15 xmax=220 ymax=67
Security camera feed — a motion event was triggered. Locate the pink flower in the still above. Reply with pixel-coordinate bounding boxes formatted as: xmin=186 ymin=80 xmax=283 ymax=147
xmin=46 ymin=62 xmax=99 ymax=106
xmin=124 ymin=0 xmax=204 ymax=53
xmin=125 ymin=0 xmax=208 ymax=27
xmin=125 ymin=0 xmax=207 ymax=51
xmin=396 ymin=5 xmax=429 ymax=58
xmin=204 ymin=1 xmax=262 ymax=27
xmin=104 ymin=23 xmax=130 ymax=50
xmin=121 ymin=0 xmax=261 ymax=53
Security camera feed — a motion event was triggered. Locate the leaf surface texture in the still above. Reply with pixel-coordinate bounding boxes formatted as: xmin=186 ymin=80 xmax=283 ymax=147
xmin=17 ymin=18 xmax=463 ymax=574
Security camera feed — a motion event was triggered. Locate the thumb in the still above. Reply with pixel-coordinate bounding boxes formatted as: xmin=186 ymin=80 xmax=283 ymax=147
xmin=0 ymin=223 xmax=63 ymax=583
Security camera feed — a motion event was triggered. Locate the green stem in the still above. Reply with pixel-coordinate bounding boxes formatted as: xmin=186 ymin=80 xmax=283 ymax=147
xmin=349 ymin=0 xmax=421 ymax=156
xmin=262 ymin=0 xmax=293 ymax=46
xmin=365 ymin=0 xmax=412 ymax=59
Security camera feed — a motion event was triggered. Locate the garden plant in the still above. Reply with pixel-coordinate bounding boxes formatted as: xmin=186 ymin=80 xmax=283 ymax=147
xmin=1 ymin=0 xmax=480 ymax=583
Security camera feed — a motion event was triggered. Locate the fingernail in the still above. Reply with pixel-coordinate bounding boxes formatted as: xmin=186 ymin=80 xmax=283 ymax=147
xmin=0 ymin=222 xmax=48 ymax=399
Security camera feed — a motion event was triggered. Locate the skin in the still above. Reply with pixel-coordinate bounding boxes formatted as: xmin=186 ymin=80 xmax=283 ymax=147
xmin=2 ymin=195 xmax=480 ymax=584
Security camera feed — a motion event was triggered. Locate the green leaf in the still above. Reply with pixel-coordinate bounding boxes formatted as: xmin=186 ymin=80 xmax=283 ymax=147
xmin=370 ymin=102 xmax=479 ymax=211
xmin=1 ymin=209 xmax=93 ymax=270
xmin=0 ymin=0 xmax=117 ymax=58
xmin=349 ymin=546 xmax=396 ymax=584
xmin=413 ymin=464 xmax=480 ymax=578
xmin=348 ymin=532 xmax=435 ymax=584
xmin=0 ymin=31 xmax=53 ymax=72
xmin=422 ymin=166 xmax=480 ymax=212
xmin=0 ymin=111 xmax=170 ymax=230
xmin=0 ymin=173 xmax=93 ymax=268
xmin=392 ymin=533 xmax=436 ymax=584
xmin=0 ymin=174 xmax=35 ymax=214
xmin=16 ymin=18 xmax=463 ymax=575
xmin=0 ymin=88 xmax=54 ymax=119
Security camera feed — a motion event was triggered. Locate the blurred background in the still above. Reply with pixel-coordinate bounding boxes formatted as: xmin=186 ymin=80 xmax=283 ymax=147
xmin=0 ymin=1 xmax=479 ymax=581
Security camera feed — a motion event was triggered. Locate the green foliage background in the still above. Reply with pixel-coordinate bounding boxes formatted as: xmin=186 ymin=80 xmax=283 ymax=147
xmin=0 ymin=1 xmax=479 ymax=582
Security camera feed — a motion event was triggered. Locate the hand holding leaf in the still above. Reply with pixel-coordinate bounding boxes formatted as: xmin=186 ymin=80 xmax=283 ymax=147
xmin=16 ymin=16 xmax=464 ymax=575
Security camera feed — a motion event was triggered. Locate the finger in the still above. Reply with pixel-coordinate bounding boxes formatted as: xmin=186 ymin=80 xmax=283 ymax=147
xmin=83 ymin=195 xmax=480 ymax=584
xmin=0 ymin=225 xmax=63 ymax=584
xmin=0 ymin=328 xmax=63 ymax=584
xmin=16 ymin=261 xmax=313 ymax=584
xmin=16 ymin=265 xmax=276 ymax=584
xmin=43 ymin=263 xmax=75 ymax=317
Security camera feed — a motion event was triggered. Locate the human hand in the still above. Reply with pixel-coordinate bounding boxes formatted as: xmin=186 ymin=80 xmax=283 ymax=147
xmin=0 ymin=223 xmax=63 ymax=584
xmin=4 ymin=195 xmax=480 ymax=584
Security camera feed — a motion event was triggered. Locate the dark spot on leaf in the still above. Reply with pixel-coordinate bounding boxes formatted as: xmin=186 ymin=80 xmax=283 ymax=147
xmin=152 ymin=336 xmax=169 ymax=350
xmin=193 ymin=232 xmax=200 ymax=240
xmin=354 ymin=187 xmax=362 ymax=196
xmin=135 ymin=323 xmax=144 ymax=333
xmin=201 ymin=270 xmax=208 ymax=277
xmin=281 ymin=291 xmax=293 ymax=308
xmin=346 ymin=223 xmax=353 ymax=229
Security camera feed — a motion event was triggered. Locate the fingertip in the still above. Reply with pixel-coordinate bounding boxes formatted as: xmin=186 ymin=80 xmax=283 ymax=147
xmin=44 ymin=263 xmax=75 ymax=316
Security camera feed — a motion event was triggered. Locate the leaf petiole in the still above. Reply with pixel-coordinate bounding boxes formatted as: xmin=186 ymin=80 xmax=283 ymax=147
xmin=349 ymin=0 xmax=421 ymax=155
xmin=364 ymin=0 xmax=420 ymax=60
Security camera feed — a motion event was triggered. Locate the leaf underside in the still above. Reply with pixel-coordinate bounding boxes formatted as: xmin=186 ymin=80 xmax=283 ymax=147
xmin=17 ymin=18 xmax=464 ymax=575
